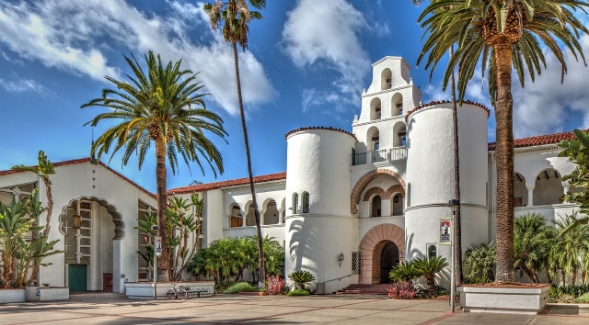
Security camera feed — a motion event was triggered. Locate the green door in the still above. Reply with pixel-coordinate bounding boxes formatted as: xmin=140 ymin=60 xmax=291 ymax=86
xmin=68 ymin=264 xmax=87 ymax=292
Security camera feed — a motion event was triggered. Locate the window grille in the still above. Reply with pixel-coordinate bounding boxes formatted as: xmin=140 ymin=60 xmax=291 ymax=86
xmin=352 ymin=252 xmax=361 ymax=274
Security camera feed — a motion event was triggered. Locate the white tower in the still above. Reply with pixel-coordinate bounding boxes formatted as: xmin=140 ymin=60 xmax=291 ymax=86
xmin=404 ymin=101 xmax=490 ymax=266
xmin=284 ymin=127 xmax=358 ymax=294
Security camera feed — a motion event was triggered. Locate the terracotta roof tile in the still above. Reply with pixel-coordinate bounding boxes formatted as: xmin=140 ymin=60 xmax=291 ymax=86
xmin=405 ymin=100 xmax=491 ymax=122
xmin=0 ymin=157 xmax=155 ymax=198
xmin=488 ymin=130 xmax=577 ymax=151
xmin=285 ymin=126 xmax=356 ymax=140
xmin=168 ymin=172 xmax=287 ymax=195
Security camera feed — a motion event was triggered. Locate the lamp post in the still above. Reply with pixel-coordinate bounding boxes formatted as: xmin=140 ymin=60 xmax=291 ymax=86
xmin=151 ymin=225 xmax=159 ymax=300
xmin=448 ymin=199 xmax=460 ymax=313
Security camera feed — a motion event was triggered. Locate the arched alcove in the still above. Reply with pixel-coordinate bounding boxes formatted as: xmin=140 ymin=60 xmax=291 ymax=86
xmin=229 ymin=203 xmax=243 ymax=228
xmin=392 ymin=122 xmax=407 ymax=147
xmin=533 ymin=169 xmax=564 ymax=206
xmin=391 ymin=193 xmax=404 ymax=216
xmin=392 ymin=93 xmax=403 ymax=116
xmin=245 ymin=203 xmax=256 ymax=226
xmin=366 ymin=126 xmax=380 ymax=152
xmin=370 ymin=195 xmax=382 ymax=218
xmin=513 ymin=173 xmax=527 ymax=207
xmin=358 ymin=224 xmax=405 ymax=284
xmin=381 ymin=68 xmax=392 ymax=90
xmin=263 ymin=199 xmax=279 ymax=225
xmin=370 ymin=97 xmax=382 ymax=120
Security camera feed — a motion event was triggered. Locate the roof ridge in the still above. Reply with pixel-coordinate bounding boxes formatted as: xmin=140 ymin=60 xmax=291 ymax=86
xmin=168 ymin=172 xmax=287 ymax=195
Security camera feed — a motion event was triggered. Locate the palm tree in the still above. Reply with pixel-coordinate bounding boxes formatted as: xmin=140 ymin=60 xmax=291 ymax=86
xmin=417 ymin=0 xmax=589 ymax=284
xmin=463 ymin=242 xmax=496 ymax=283
xmin=513 ymin=213 xmax=554 ymax=283
xmin=203 ymin=0 xmax=267 ymax=286
xmin=288 ymin=270 xmax=315 ymax=290
xmin=413 ymin=256 xmax=449 ymax=291
xmin=82 ymin=51 xmax=227 ymax=278
xmin=553 ymin=212 xmax=589 ymax=285
xmin=410 ymin=0 xmax=464 ymax=286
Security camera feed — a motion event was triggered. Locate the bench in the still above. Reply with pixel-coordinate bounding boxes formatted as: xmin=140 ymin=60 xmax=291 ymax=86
xmin=182 ymin=286 xmax=210 ymax=298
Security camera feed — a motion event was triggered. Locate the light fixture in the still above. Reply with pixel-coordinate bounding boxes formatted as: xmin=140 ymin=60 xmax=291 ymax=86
xmin=448 ymin=199 xmax=460 ymax=215
xmin=338 ymin=253 xmax=345 ymax=267
xmin=72 ymin=214 xmax=81 ymax=230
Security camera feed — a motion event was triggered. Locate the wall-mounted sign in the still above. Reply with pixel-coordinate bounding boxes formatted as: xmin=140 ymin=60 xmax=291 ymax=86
xmin=439 ymin=219 xmax=452 ymax=244
xmin=155 ymin=236 xmax=162 ymax=256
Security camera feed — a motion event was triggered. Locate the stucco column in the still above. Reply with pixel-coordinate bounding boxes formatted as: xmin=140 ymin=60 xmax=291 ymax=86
xmin=112 ymin=239 xmax=122 ymax=293
xmin=526 ymin=186 xmax=535 ymax=207
xmin=562 ymin=182 xmax=571 ymax=203
xmin=242 ymin=212 xmax=246 ymax=227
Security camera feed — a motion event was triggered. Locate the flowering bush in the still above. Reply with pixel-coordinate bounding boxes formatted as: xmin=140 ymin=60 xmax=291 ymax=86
xmin=388 ymin=280 xmax=418 ymax=299
xmin=266 ymin=275 xmax=286 ymax=295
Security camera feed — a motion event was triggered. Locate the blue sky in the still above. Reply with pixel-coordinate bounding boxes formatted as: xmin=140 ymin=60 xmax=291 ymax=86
xmin=1 ymin=0 xmax=588 ymax=192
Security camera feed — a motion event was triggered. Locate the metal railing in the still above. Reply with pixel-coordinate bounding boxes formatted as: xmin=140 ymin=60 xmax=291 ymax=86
xmin=351 ymin=146 xmax=407 ymax=166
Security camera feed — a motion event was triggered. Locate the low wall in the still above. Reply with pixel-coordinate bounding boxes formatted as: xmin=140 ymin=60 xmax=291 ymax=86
xmin=125 ymin=282 xmax=215 ymax=300
xmin=459 ymin=285 xmax=549 ymax=315
xmin=25 ymin=287 xmax=69 ymax=302
xmin=0 ymin=289 xmax=26 ymax=304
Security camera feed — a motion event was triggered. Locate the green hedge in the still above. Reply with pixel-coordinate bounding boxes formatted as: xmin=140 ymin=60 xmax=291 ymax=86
xmin=287 ymin=289 xmax=310 ymax=296
xmin=224 ymin=282 xmax=259 ymax=294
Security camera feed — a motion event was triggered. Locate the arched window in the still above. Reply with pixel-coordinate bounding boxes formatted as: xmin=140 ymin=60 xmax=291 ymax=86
xmin=371 ymin=195 xmax=381 ymax=218
xmin=292 ymin=193 xmax=299 ymax=214
xmin=427 ymin=244 xmax=437 ymax=259
xmin=381 ymin=68 xmax=392 ymax=90
xmin=263 ymin=200 xmax=279 ymax=225
xmin=302 ymin=192 xmax=310 ymax=213
xmin=370 ymin=97 xmax=382 ymax=120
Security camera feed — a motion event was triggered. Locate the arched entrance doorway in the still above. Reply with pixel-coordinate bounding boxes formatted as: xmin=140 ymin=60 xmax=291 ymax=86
xmin=379 ymin=241 xmax=399 ymax=283
xmin=359 ymin=223 xmax=405 ymax=284
xmin=59 ymin=197 xmax=124 ymax=293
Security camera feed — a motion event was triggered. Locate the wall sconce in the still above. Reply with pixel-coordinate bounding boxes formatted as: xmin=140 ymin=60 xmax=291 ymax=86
xmin=338 ymin=253 xmax=344 ymax=267
xmin=72 ymin=214 xmax=81 ymax=230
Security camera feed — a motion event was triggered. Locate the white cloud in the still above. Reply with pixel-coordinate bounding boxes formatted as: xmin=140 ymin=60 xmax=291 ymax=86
xmin=0 ymin=0 xmax=275 ymax=115
xmin=281 ymin=0 xmax=371 ymax=112
xmin=511 ymin=35 xmax=589 ymax=137
xmin=0 ymin=77 xmax=47 ymax=93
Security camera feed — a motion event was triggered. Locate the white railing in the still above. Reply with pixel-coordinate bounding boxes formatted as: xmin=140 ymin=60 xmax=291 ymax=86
xmin=351 ymin=146 xmax=407 ymax=166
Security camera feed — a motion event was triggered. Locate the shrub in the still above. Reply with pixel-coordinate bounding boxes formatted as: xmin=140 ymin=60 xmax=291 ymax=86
xmin=463 ymin=242 xmax=496 ymax=283
xmin=215 ymin=281 xmax=234 ymax=294
xmin=388 ymin=280 xmax=418 ymax=299
xmin=288 ymin=270 xmax=315 ymax=290
xmin=389 ymin=261 xmax=418 ymax=282
xmin=224 ymin=282 xmax=258 ymax=294
xmin=576 ymin=293 xmax=589 ymax=304
xmin=287 ymin=289 xmax=310 ymax=296
xmin=266 ymin=275 xmax=286 ymax=295
xmin=412 ymin=256 xmax=448 ymax=292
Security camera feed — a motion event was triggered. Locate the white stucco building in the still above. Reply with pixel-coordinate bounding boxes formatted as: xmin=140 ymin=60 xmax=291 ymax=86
xmin=0 ymin=56 xmax=580 ymax=294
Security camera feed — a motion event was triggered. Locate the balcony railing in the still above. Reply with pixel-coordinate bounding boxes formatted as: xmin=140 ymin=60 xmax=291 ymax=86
xmin=352 ymin=146 xmax=407 ymax=166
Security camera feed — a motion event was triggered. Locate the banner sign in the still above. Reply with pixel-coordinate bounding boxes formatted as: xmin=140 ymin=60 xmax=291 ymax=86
xmin=439 ymin=219 xmax=452 ymax=244
xmin=155 ymin=236 xmax=162 ymax=256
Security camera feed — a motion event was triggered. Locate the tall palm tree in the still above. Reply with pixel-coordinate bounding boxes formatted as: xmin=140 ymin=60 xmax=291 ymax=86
xmin=204 ymin=0 xmax=267 ymax=286
xmin=417 ymin=0 xmax=589 ymax=284
xmin=82 ymin=51 xmax=227 ymax=278
xmin=410 ymin=0 xmax=464 ymax=285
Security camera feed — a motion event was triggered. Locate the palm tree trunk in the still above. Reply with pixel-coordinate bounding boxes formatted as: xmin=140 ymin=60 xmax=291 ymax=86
xmin=493 ymin=43 xmax=516 ymax=284
xmin=572 ymin=269 xmax=578 ymax=285
xmin=561 ymin=269 xmax=566 ymax=286
xmin=42 ymin=177 xmax=53 ymax=239
xmin=155 ymin=136 xmax=170 ymax=281
xmin=231 ymin=42 xmax=265 ymax=287
xmin=449 ymin=45 xmax=463 ymax=285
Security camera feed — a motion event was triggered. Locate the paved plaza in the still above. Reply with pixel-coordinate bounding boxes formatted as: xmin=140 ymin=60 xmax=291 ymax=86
xmin=0 ymin=293 xmax=588 ymax=325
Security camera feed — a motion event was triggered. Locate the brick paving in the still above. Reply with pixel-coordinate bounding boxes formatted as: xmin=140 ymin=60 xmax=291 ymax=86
xmin=0 ymin=293 xmax=588 ymax=324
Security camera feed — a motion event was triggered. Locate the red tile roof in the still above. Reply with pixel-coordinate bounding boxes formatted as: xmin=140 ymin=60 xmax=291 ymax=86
xmin=405 ymin=100 xmax=491 ymax=121
xmin=488 ymin=130 xmax=577 ymax=151
xmin=285 ymin=126 xmax=356 ymax=140
xmin=0 ymin=158 xmax=155 ymax=198
xmin=168 ymin=172 xmax=287 ymax=195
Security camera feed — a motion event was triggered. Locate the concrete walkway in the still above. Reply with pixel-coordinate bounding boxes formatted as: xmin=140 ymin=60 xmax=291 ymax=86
xmin=0 ymin=293 xmax=588 ymax=324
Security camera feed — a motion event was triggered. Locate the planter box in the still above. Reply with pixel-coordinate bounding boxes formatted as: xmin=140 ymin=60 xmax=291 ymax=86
xmin=0 ymin=289 xmax=26 ymax=304
xmin=238 ymin=291 xmax=268 ymax=296
xmin=25 ymin=287 xmax=69 ymax=302
xmin=125 ymin=282 xmax=214 ymax=300
xmin=459 ymin=284 xmax=549 ymax=315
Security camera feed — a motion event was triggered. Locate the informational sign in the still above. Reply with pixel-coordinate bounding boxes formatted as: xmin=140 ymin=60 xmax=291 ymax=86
xmin=155 ymin=236 xmax=162 ymax=256
xmin=439 ymin=219 xmax=452 ymax=244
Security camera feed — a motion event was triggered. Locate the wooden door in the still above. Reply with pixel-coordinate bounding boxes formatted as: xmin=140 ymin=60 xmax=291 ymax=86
xmin=68 ymin=264 xmax=87 ymax=292
xmin=103 ymin=273 xmax=113 ymax=292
